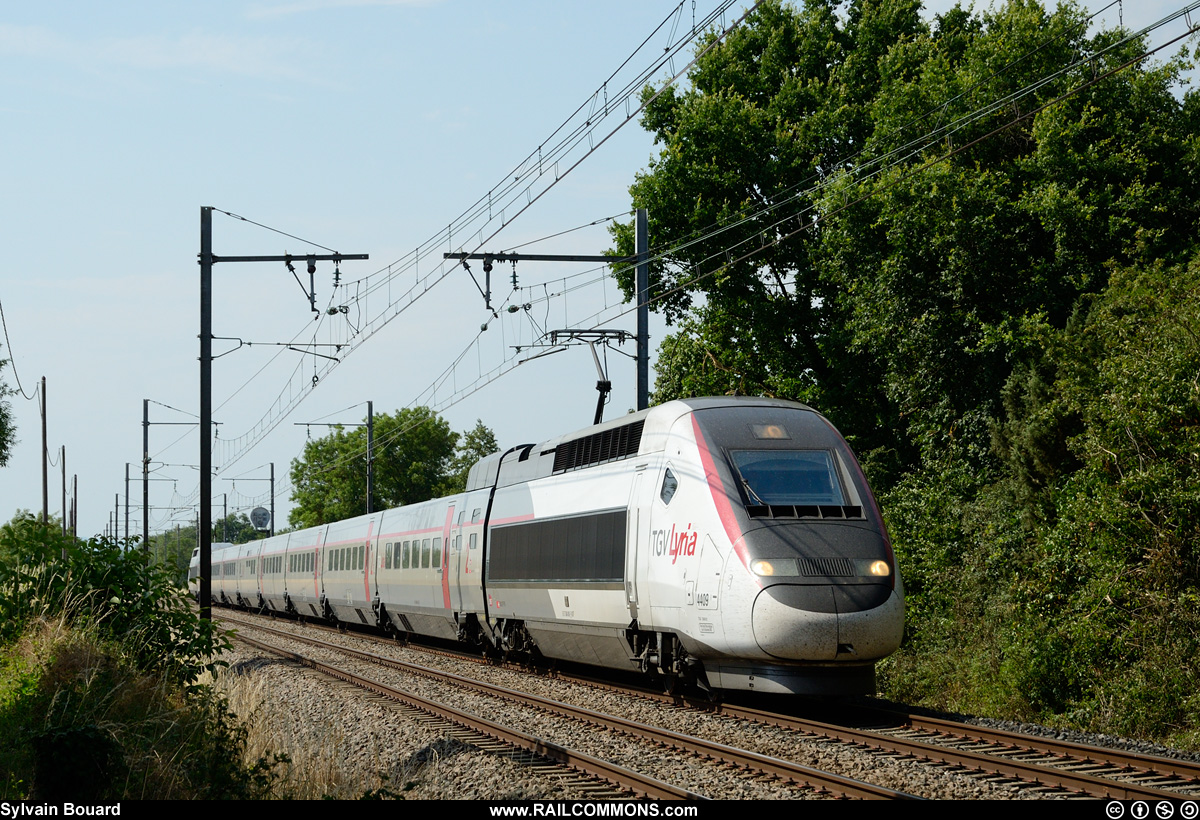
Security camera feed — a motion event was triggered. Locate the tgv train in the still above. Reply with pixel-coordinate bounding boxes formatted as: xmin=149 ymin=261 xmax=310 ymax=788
xmin=197 ymin=397 xmax=904 ymax=695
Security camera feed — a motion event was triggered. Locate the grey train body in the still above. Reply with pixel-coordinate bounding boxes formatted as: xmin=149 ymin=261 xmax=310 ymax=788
xmin=198 ymin=397 xmax=904 ymax=695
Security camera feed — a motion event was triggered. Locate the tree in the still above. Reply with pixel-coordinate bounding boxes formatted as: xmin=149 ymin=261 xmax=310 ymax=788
xmin=445 ymin=420 xmax=500 ymax=493
xmin=608 ymin=0 xmax=927 ymax=480
xmin=612 ymin=0 xmax=1196 ymax=485
xmin=288 ymin=408 xmax=497 ymax=528
xmin=0 ymin=348 xmax=16 ymax=467
xmin=610 ymin=0 xmax=1200 ymax=739
xmin=213 ymin=512 xmax=267 ymax=545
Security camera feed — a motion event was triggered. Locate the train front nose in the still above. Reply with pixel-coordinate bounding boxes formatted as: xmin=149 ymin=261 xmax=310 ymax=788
xmin=751 ymin=581 xmax=903 ymax=661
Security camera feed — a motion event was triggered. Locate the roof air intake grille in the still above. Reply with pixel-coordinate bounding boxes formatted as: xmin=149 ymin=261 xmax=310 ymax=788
xmin=552 ymin=420 xmax=645 ymax=473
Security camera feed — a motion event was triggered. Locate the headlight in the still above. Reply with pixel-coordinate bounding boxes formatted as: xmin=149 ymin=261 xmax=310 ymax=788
xmin=751 ymin=559 xmax=775 ymax=576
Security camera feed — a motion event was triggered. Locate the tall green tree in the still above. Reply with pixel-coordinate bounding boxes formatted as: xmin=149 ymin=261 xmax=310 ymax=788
xmin=612 ymin=0 xmax=1200 ymax=740
xmin=612 ymin=0 xmax=1196 ymax=481
xmin=609 ymin=0 xmax=929 ymax=480
xmin=288 ymin=408 xmax=497 ymax=528
xmin=445 ymin=419 xmax=500 ymax=493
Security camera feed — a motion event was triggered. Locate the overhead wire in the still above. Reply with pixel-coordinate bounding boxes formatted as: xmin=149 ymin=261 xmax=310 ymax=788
xmin=202 ymin=1 xmax=752 ymax=480
xmin=354 ymin=1 xmax=1200 ymax=440
xmin=162 ymin=1 xmax=1198 ymax=525
xmin=0 ymin=296 xmax=38 ymax=402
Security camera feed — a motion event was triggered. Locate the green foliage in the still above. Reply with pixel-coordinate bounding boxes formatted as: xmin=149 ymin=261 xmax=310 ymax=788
xmin=444 ymin=419 xmax=500 ymax=494
xmin=215 ymin=512 xmax=269 ymax=545
xmin=887 ymin=257 xmax=1200 ymax=740
xmin=0 ymin=514 xmax=230 ymax=684
xmin=614 ymin=0 xmax=1200 ymax=744
xmin=0 ymin=514 xmax=282 ymax=799
xmin=289 ymin=408 xmax=497 ymax=527
xmin=0 ymin=621 xmax=286 ymax=800
xmin=0 ymin=351 xmax=14 ymax=468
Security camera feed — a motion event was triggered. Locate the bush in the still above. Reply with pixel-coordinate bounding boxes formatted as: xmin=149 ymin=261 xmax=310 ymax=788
xmin=0 ymin=515 xmax=228 ymax=684
xmin=0 ymin=619 xmax=287 ymax=800
xmin=0 ymin=515 xmax=285 ymax=799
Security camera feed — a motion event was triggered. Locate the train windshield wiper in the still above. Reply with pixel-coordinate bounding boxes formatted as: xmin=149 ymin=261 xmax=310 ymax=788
xmin=741 ymin=476 xmax=767 ymax=506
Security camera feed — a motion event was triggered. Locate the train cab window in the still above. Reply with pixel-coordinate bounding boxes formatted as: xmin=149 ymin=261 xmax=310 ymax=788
xmin=432 ymin=537 xmax=442 ymax=570
xmin=730 ymin=450 xmax=846 ymax=506
xmin=660 ymin=468 xmax=678 ymax=505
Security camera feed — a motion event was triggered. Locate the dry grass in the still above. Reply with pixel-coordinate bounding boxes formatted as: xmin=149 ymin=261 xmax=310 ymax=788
xmin=204 ymin=658 xmax=405 ymax=799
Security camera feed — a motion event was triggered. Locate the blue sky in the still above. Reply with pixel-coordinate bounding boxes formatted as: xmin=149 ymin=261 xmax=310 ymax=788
xmin=0 ymin=0 xmax=1191 ymax=536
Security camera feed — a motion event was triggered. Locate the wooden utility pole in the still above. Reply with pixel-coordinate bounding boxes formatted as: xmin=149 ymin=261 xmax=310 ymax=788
xmin=60 ymin=445 xmax=66 ymax=536
xmin=40 ymin=376 xmax=48 ymax=524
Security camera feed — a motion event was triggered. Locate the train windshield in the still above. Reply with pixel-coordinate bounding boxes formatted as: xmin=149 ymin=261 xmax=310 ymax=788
xmin=730 ymin=450 xmax=845 ymax=506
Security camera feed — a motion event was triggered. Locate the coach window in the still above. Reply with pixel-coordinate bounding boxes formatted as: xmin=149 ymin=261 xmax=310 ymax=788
xmin=421 ymin=538 xmax=431 ymax=568
xmin=660 ymin=467 xmax=678 ymax=505
xmin=432 ymin=537 xmax=442 ymax=571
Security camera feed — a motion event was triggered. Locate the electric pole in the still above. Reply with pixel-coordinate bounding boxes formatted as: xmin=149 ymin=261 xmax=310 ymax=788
xmin=443 ymin=208 xmax=651 ymax=414
xmin=199 ymin=205 xmax=366 ymax=619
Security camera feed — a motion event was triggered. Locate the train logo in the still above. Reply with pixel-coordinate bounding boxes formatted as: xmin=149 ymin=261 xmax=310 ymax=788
xmin=652 ymin=523 xmax=698 ymax=564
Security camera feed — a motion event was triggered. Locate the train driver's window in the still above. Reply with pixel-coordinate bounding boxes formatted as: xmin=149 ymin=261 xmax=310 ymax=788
xmin=660 ymin=467 xmax=678 ymax=505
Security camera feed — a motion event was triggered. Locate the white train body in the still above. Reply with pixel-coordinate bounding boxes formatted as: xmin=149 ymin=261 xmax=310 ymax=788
xmin=201 ymin=397 xmax=904 ymax=695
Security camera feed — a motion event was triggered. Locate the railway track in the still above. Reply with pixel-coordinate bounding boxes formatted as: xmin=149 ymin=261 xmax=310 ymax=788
xmin=217 ymin=608 xmax=1200 ymax=800
xmin=226 ymin=615 xmax=919 ymax=799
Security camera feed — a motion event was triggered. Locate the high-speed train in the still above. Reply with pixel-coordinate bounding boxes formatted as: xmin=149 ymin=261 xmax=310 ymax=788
xmin=197 ymin=397 xmax=904 ymax=695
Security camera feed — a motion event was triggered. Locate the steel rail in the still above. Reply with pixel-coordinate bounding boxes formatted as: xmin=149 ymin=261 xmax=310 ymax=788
xmin=220 ymin=609 xmax=1197 ymax=799
xmin=870 ymin=708 xmax=1200 ymax=790
xmin=687 ymin=700 xmax=1199 ymax=800
xmin=232 ymin=631 xmax=700 ymax=800
xmin=232 ymin=620 xmax=919 ymax=800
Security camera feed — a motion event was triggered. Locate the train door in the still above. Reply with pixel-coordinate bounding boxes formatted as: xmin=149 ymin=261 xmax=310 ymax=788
xmin=454 ymin=492 xmax=487 ymax=615
xmin=626 ymin=466 xmax=648 ymax=620
xmin=442 ymin=503 xmax=458 ymax=611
